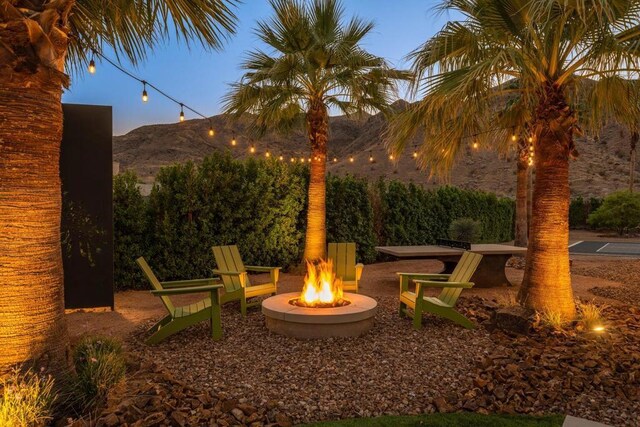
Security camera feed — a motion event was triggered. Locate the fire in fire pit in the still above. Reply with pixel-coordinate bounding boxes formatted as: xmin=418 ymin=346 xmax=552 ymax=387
xmin=290 ymin=259 xmax=350 ymax=308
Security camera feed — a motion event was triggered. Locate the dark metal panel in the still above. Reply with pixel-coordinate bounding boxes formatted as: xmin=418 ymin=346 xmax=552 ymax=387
xmin=61 ymin=104 xmax=114 ymax=309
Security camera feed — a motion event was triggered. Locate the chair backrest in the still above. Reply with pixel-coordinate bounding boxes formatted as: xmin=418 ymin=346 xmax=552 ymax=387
xmin=328 ymin=242 xmax=356 ymax=281
xmin=136 ymin=257 xmax=175 ymax=314
xmin=212 ymin=245 xmax=248 ymax=292
xmin=438 ymin=251 xmax=483 ymax=306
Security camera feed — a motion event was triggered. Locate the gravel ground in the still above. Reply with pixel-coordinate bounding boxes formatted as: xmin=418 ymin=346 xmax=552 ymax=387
xmin=130 ymin=296 xmax=492 ymax=424
xmin=572 ymin=259 xmax=640 ymax=305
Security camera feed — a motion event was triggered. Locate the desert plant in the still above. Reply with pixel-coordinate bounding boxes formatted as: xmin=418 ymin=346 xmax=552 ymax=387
xmin=588 ymin=191 xmax=640 ymax=235
xmin=386 ymin=0 xmax=640 ymax=320
xmin=223 ymin=0 xmax=410 ymax=261
xmin=67 ymin=337 xmax=126 ymax=413
xmin=0 ymin=369 xmax=56 ymax=427
xmin=536 ymin=310 xmax=566 ymax=332
xmin=0 ymin=0 xmax=237 ymax=379
xmin=577 ymin=301 xmax=605 ymax=331
xmin=448 ymin=218 xmax=482 ymax=243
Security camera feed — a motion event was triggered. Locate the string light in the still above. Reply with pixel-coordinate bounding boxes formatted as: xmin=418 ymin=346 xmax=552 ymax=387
xmin=333 ymin=157 xmax=337 ymax=163
xmin=265 ymin=150 xmax=271 ymax=158
xmin=290 ymin=157 xmax=295 ymax=162
xmin=369 ymin=152 xmax=374 ymax=162
xmin=528 ymin=136 xmax=533 ymax=143
xmin=413 ymin=150 xmax=418 ymax=158
xmin=349 ymin=156 xmax=354 ymax=163
xmin=279 ymin=155 xmax=284 ymax=161
xmin=308 ymin=157 xmax=311 ymax=163
xmin=472 ymin=141 xmax=479 ymax=149
xmin=389 ymin=154 xmax=394 ymax=160
xmin=250 ymin=145 xmax=256 ymax=154
xmin=300 ymin=157 xmax=305 ymax=163
xmin=511 ymin=134 xmax=517 ymax=142
xmin=89 ymin=50 xmax=215 ymax=138
xmin=208 ymin=125 xmax=214 ymax=137
xmin=231 ymin=134 xmax=237 ymax=146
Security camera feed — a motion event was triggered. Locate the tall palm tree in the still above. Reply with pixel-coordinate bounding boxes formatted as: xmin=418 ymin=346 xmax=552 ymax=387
xmin=387 ymin=0 xmax=640 ymax=319
xmin=0 ymin=0 xmax=237 ymax=378
xmin=223 ymin=0 xmax=410 ymax=261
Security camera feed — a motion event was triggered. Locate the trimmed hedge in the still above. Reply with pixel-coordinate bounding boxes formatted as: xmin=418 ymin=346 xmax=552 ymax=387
xmin=113 ymin=153 xmax=515 ymax=290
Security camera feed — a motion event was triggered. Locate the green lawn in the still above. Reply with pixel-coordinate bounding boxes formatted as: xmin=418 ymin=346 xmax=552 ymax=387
xmin=303 ymin=413 xmax=565 ymax=427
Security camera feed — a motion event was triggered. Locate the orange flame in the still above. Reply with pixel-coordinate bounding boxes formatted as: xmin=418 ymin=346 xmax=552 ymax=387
xmin=299 ymin=259 xmax=344 ymax=307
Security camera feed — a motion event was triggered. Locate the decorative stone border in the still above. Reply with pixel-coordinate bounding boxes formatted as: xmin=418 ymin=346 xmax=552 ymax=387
xmin=262 ymin=292 xmax=378 ymax=339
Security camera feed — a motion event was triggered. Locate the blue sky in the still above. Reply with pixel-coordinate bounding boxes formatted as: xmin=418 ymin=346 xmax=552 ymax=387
xmin=63 ymin=1 xmax=453 ymax=135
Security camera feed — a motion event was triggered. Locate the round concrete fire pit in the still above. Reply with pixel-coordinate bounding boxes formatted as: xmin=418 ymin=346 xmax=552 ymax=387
xmin=262 ymin=292 xmax=377 ymax=339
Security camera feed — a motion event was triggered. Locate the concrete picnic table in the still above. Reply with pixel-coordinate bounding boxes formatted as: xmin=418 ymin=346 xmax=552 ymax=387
xmin=375 ymin=244 xmax=527 ymax=288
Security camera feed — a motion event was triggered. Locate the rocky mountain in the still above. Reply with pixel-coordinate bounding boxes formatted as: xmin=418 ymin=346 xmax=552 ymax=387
xmin=113 ymin=101 xmax=638 ymax=198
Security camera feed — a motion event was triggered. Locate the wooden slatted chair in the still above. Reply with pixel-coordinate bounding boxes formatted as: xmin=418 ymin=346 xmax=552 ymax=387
xmin=327 ymin=242 xmax=364 ymax=293
xmin=136 ymin=257 xmax=223 ymax=344
xmin=211 ymin=245 xmax=279 ymax=316
xmin=398 ymin=251 xmax=483 ymax=330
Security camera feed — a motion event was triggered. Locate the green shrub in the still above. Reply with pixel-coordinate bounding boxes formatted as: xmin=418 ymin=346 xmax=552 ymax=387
xmin=112 ymin=155 xmax=515 ymax=290
xmin=587 ymin=191 xmax=640 ymax=235
xmin=569 ymin=196 xmax=603 ymax=229
xmin=449 ymin=218 xmax=482 ymax=242
xmin=113 ymin=171 xmax=149 ymax=290
xmin=67 ymin=336 xmax=126 ymax=413
xmin=0 ymin=369 xmax=56 ymax=427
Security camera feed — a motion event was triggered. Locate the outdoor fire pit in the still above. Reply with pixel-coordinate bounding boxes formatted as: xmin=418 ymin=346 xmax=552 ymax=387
xmin=261 ymin=260 xmax=377 ymax=339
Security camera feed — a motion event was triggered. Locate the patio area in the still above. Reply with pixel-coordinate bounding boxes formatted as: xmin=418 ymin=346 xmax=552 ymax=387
xmin=70 ymin=256 xmax=640 ymax=427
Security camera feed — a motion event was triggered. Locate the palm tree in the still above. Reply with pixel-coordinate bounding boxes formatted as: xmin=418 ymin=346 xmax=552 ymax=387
xmin=0 ymin=0 xmax=237 ymax=378
xmin=387 ymin=0 xmax=640 ymax=319
xmin=223 ymin=0 xmax=410 ymax=261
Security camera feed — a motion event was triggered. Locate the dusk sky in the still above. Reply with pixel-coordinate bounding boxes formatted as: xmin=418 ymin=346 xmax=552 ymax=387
xmin=63 ymin=1 xmax=455 ymax=135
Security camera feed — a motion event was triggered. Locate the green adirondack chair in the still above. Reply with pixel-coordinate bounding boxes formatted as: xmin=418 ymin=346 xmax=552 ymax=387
xmin=398 ymin=251 xmax=483 ymax=330
xmin=136 ymin=257 xmax=223 ymax=344
xmin=327 ymin=242 xmax=364 ymax=293
xmin=211 ymin=245 xmax=279 ymax=316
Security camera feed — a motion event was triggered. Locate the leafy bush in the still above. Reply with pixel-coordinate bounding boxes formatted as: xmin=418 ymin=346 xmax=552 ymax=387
xmin=113 ymin=156 xmax=515 ymax=290
xmin=569 ymin=196 xmax=603 ymax=229
xmin=0 ymin=369 xmax=56 ymax=427
xmin=449 ymin=218 xmax=482 ymax=243
xmin=587 ymin=191 xmax=640 ymax=235
xmin=67 ymin=336 xmax=126 ymax=413
xmin=113 ymin=171 xmax=149 ymax=290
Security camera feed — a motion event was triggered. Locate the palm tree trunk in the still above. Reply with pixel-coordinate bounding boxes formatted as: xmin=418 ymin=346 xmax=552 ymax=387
xmin=303 ymin=100 xmax=328 ymax=261
xmin=518 ymin=83 xmax=576 ymax=319
xmin=0 ymin=2 xmax=71 ymax=377
xmin=514 ymin=141 xmax=529 ymax=247
xmin=630 ymin=131 xmax=638 ymax=193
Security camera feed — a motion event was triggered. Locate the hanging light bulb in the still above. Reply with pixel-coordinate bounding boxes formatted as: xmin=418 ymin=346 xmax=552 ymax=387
xmin=349 ymin=156 xmax=354 ymax=163
xmin=88 ymin=57 xmax=96 ymax=74
xmin=472 ymin=141 xmax=479 ymax=149
xmin=528 ymin=157 xmax=534 ymax=166
xmin=231 ymin=135 xmax=237 ymax=146
xmin=300 ymin=157 xmax=305 ymax=163
xmin=208 ymin=126 xmax=215 ymax=137
xmin=250 ymin=145 xmax=256 ymax=154
xmin=511 ymin=133 xmax=517 ymax=142
xmin=529 ymin=145 xmax=534 ymax=152
xmin=333 ymin=157 xmax=337 ymax=163
xmin=308 ymin=157 xmax=311 ymax=163
xmin=413 ymin=150 xmax=418 ymax=158
xmin=389 ymin=154 xmax=394 ymax=160
xmin=179 ymin=104 xmax=185 ymax=122
xmin=141 ymin=81 xmax=148 ymax=102
xmin=291 ymin=157 xmax=295 ymax=163
xmin=528 ymin=136 xmax=533 ymax=143
xmin=369 ymin=152 xmax=374 ymax=162
xmin=265 ymin=150 xmax=270 ymax=158
xmin=279 ymin=155 xmax=284 ymax=161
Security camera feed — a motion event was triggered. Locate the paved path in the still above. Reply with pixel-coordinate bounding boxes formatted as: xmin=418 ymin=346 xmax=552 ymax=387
xmin=570 ymin=241 xmax=640 ymax=257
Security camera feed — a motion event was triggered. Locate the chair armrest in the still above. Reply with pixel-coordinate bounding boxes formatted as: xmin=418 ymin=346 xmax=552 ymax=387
xmin=355 ymin=264 xmax=364 ymax=281
xmin=397 ymin=272 xmax=451 ymax=280
xmin=151 ymin=284 xmax=223 ymax=296
xmin=244 ymin=265 xmax=280 ymax=272
xmin=414 ymin=280 xmax=474 ymax=289
xmin=212 ymin=269 xmax=246 ymax=276
xmin=161 ymin=278 xmax=220 ymax=288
